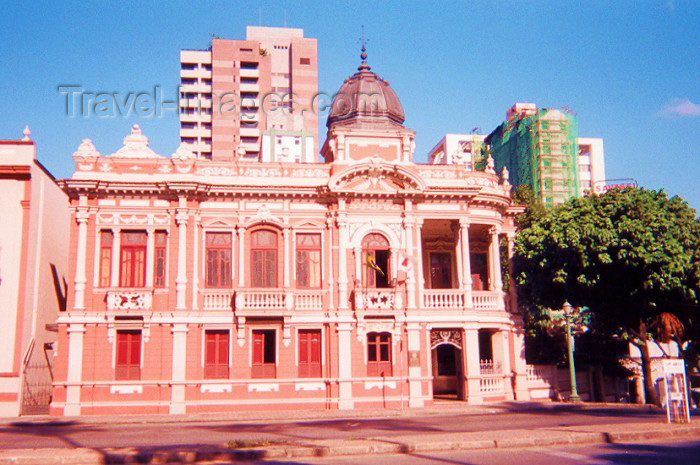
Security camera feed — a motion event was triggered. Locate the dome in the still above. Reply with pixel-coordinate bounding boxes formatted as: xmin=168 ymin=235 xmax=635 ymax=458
xmin=326 ymin=52 xmax=405 ymax=128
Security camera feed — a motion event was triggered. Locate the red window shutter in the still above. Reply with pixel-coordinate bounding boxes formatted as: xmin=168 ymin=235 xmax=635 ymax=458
xmin=205 ymin=330 xmax=229 ymax=379
xmin=116 ymin=331 xmax=141 ymax=380
xmin=264 ymin=250 xmax=276 ymax=287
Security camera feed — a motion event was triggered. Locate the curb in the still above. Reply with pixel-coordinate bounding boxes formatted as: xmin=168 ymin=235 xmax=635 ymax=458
xmin=1 ymin=424 xmax=698 ymax=464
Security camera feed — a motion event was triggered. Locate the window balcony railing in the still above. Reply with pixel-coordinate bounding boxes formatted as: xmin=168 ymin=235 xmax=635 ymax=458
xmin=422 ymin=289 xmax=465 ymax=309
xmin=201 ymin=290 xmax=234 ymax=311
xmin=106 ymin=289 xmax=154 ymax=311
xmin=354 ymin=289 xmax=403 ymax=311
xmin=234 ymin=289 xmax=325 ymax=312
xmin=472 ymin=291 xmax=502 ymax=310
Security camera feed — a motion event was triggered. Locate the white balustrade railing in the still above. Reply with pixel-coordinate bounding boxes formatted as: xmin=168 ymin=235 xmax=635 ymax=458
xmin=201 ymin=291 xmax=234 ymax=311
xmin=480 ymin=375 xmax=506 ymax=395
xmin=422 ymin=289 xmax=464 ymax=309
xmin=294 ymin=291 xmax=325 ymax=310
xmin=235 ymin=290 xmax=288 ymax=311
xmin=480 ymin=359 xmax=502 ymax=375
xmin=472 ymin=291 xmax=501 ymax=310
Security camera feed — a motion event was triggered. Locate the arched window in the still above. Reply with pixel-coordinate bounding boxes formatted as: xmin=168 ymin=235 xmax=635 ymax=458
xmin=251 ymin=229 xmax=278 ymax=288
xmin=362 ymin=233 xmax=390 ymax=288
xmin=367 ymin=332 xmax=392 ymax=376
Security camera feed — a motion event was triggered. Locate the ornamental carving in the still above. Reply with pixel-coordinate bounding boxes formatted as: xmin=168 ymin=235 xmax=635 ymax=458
xmin=291 ymin=168 xmax=327 ymax=178
xmin=430 ymin=329 xmax=462 ymax=349
xmin=106 ymin=290 xmax=153 ymax=311
xmin=348 ymin=199 xmax=401 ymax=210
xmin=106 ymin=125 xmax=163 ymax=159
xmin=73 ymin=139 xmax=100 ymax=159
xmin=465 ymin=177 xmax=496 ymax=188
xmin=97 ymin=213 xmax=170 ymax=226
xmin=243 ymin=168 xmax=281 ymax=177
xmin=418 ymin=169 xmax=457 ymax=180
xmin=195 ymin=166 xmax=236 ymax=176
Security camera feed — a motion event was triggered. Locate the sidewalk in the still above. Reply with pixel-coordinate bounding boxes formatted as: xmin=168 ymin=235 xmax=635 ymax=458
xmin=0 ymin=402 xmax=698 ymax=464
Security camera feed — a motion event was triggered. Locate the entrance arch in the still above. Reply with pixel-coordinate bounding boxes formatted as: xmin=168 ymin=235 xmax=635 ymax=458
xmin=430 ymin=330 xmax=464 ymax=399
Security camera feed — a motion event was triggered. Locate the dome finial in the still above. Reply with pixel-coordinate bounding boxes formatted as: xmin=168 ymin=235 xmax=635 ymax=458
xmin=358 ymin=25 xmax=370 ymax=71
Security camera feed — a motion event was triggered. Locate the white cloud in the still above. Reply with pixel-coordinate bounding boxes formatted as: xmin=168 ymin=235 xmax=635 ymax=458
xmin=658 ymin=98 xmax=700 ymax=117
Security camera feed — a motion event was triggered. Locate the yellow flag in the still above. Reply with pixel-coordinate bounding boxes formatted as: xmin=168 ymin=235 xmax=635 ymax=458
xmin=367 ymin=254 xmax=385 ymax=276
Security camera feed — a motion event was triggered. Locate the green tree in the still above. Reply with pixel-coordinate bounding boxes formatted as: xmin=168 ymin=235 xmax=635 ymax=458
xmin=513 ymin=188 xmax=700 ymax=405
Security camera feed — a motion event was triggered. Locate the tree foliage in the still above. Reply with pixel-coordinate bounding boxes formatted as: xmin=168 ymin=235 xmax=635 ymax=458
xmin=513 ymin=188 xmax=700 ymax=404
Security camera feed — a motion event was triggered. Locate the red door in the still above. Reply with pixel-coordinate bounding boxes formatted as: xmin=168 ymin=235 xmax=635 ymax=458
xmin=298 ymin=330 xmax=322 ymax=378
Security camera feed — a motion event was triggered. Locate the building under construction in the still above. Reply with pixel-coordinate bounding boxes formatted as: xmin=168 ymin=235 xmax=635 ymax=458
xmin=486 ymin=103 xmax=582 ymax=208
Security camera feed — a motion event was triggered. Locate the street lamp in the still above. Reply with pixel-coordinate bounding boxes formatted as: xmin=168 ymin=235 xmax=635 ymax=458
xmin=563 ymin=301 xmax=581 ymax=402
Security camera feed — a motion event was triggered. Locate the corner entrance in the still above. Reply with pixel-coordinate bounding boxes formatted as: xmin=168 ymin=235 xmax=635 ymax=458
xmin=430 ymin=329 xmax=464 ymax=399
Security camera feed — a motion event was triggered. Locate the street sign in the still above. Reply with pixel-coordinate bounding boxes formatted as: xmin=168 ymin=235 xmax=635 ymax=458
xmin=662 ymin=359 xmax=691 ymax=424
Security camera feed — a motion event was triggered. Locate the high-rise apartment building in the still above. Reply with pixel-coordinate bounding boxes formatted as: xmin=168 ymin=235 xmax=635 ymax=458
xmin=428 ymin=133 xmax=487 ymax=170
xmin=485 ymin=103 xmax=605 ymax=208
xmin=179 ymin=27 xmax=318 ymax=161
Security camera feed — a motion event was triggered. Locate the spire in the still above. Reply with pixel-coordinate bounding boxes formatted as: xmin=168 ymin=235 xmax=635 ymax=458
xmin=358 ymin=25 xmax=370 ymax=71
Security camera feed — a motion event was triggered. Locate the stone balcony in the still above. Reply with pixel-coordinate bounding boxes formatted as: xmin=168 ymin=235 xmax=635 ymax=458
xmin=421 ymin=289 xmax=504 ymax=311
xmin=106 ymin=289 xmax=154 ymax=311
xmin=353 ymin=289 xmax=403 ymax=312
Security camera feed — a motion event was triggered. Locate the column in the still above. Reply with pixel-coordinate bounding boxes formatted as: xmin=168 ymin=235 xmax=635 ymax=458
xmin=337 ymin=215 xmax=349 ymax=310
xmin=325 ymin=217 xmax=335 ymax=310
xmin=492 ymin=330 xmax=513 ymax=399
xmin=459 ymin=221 xmax=473 ymax=309
xmin=283 ymin=226 xmax=291 ymax=288
xmin=406 ymin=323 xmax=424 ymax=407
xmin=506 ymin=232 xmax=518 ymax=313
xmin=237 ymin=225 xmax=246 ymax=287
xmin=463 ymin=328 xmax=483 ymax=404
xmin=415 ymin=218 xmax=425 ymax=308
xmin=337 ymin=323 xmax=354 ymax=409
xmin=175 ymin=203 xmax=188 ymax=310
xmin=488 ymin=226 xmax=503 ymax=293
xmin=145 ymin=228 xmax=155 ymax=288
xmin=510 ymin=325 xmax=531 ymax=400
xmin=352 ymin=247 xmax=362 ymax=310
xmin=403 ymin=217 xmax=416 ymax=310
xmin=64 ymin=323 xmax=86 ymax=415
xmin=73 ymin=204 xmax=89 ymax=309
xmin=110 ymin=228 xmax=121 ymax=287
xmin=170 ymin=324 xmax=188 ymax=414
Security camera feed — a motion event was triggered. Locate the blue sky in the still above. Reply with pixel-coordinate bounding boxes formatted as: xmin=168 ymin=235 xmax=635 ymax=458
xmin=2 ymin=1 xmax=698 ymax=211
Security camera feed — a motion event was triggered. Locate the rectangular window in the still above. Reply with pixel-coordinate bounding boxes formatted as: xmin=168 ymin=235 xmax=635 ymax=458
xmin=298 ymin=329 xmax=322 ymax=378
xmin=99 ymin=230 xmax=113 ymax=287
xmin=206 ymin=232 xmax=232 ymax=288
xmin=367 ymin=333 xmax=392 ymax=377
xmin=251 ymin=230 xmax=278 ymax=288
xmin=296 ymin=233 xmax=321 ymax=288
xmin=120 ymin=231 xmax=147 ymax=287
xmin=300 ymin=57 xmax=311 ymax=65
xmin=115 ymin=330 xmax=141 ymax=380
xmin=204 ymin=330 xmax=229 ymax=379
xmin=365 ymin=250 xmax=390 ymax=288
xmin=252 ymin=329 xmax=276 ymax=378
xmin=154 ymin=231 xmax=167 ymax=288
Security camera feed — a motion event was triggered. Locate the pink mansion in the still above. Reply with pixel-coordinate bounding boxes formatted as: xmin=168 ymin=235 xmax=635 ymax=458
xmin=51 ymin=49 xmax=530 ymax=415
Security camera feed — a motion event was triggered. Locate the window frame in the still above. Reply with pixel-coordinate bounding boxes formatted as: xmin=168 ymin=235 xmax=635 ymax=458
xmin=205 ymin=231 xmax=232 ymax=288
xmin=119 ymin=230 xmax=147 ymax=288
xmin=251 ymin=329 xmax=277 ymax=378
xmin=98 ymin=230 xmax=113 ymax=288
xmin=298 ymin=329 xmax=322 ymax=378
xmin=250 ymin=229 xmax=279 ymax=288
xmin=204 ymin=329 xmax=230 ymax=379
xmin=362 ymin=233 xmax=391 ymax=289
xmin=295 ymin=232 xmax=322 ymax=289
xmin=153 ymin=230 xmax=168 ymax=288
xmin=367 ymin=332 xmax=392 ymax=377
xmin=115 ymin=329 xmax=142 ymax=380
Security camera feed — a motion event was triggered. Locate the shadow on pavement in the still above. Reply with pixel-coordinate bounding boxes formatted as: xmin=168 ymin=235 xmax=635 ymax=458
xmin=593 ymin=440 xmax=700 ymax=464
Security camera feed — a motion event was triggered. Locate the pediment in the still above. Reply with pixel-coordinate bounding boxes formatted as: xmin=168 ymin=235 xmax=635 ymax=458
xmin=329 ymin=159 xmax=425 ymax=194
xmin=201 ymin=217 xmax=236 ymax=228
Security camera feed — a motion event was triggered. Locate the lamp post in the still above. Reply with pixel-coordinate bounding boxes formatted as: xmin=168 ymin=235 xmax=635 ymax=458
xmin=563 ymin=301 xmax=581 ymax=402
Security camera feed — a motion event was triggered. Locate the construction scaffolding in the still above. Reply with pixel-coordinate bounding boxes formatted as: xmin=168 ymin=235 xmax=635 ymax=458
xmin=486 ymin=105 xmax=579 ymax=208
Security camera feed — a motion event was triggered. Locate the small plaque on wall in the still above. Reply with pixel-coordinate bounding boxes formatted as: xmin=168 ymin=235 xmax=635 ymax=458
xmin=409 ymin=350 xmax=421 ymax=367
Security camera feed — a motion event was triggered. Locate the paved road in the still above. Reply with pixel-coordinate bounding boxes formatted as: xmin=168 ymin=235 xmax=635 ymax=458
xmin=262 ymin=438 xmax=700 ymax=465
xmin=0 ymin=407 xmax=666 ymax=450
